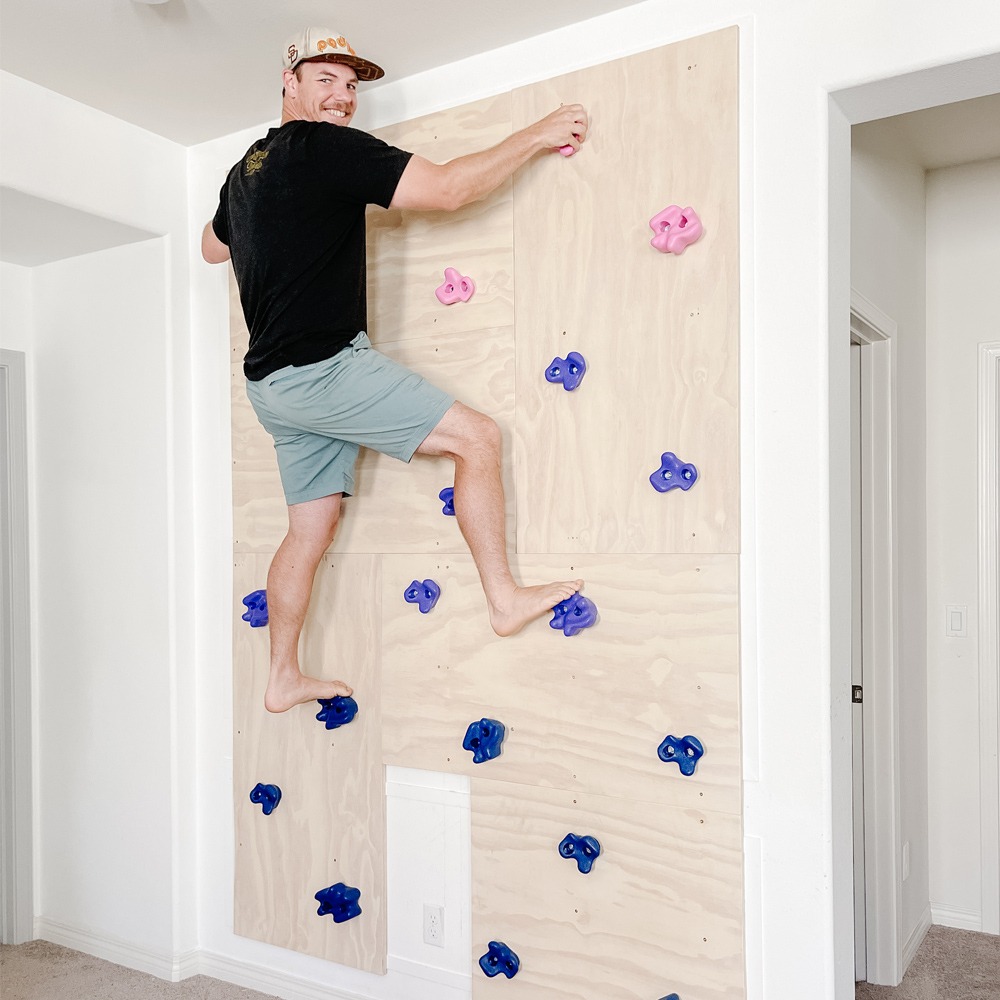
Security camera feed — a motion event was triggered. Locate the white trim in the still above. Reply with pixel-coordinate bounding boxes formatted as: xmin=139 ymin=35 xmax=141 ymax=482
xmin=930 ymin=904 xmax=985 ymax=933
xmin=0 ymin=349 xmax=33 ymax=946
xmin=901 ymin=906 xmax=931 ymax=972
xmin=34 ymin=917 xmax=186 ymax=981
xmin=850 ymin=292 xmax=903 ymax=986
xmin=978 ymin=342 xmax=1000 ymax=936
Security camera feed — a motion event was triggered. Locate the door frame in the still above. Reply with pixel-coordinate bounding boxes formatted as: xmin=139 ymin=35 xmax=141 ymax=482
xmin=979 ymin=341 xmax=1000 ymax=935
xmin=0 ymin=348 xmax=33 ymax=945
xmin=850 ymin=290 xmax=903 ymax=985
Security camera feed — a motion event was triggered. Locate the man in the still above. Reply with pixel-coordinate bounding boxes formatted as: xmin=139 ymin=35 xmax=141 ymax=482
xmin=203 ymin=28 xmax=589 ymax=713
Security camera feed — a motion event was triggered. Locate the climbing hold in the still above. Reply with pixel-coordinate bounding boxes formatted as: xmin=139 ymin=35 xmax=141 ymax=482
xmin=545 ymin=351 xmax=587 ymax=392
xmin=249 ymin=783 xmax=282 ymax=815
xmin=439 ymin=487 xmax=456 ymax=516
xmin=659 ymin=995 xmax=681 ymax=1000
xmin=404 ymin=579 xmax=441 ymax=614
xmin=315 ymin=696 xmax=359 ymax=730
xmin=549 ymin=593 xmax=598 ymax=637
xmin=657 ymin=734 xmax=705 ymax=776
xmin=558 ymin=833 xmax=602 ymax=874
xmin=241 ymin=590 xmax=269 ymax=627
xmin=649 ymin=205 xmax=703 ymax=254
xmin=435 ymin=267 xmax=475 ymax=305
xmin=649 ymin=452 xmax=698 ymax=493
xmin=479 ymin=941 xmax=520 ymax=979
xmin=315 ymin=882 xmax=362 ymax=923
xmin=463 ymin=718 xmax=505 ymax=763
xmin=557 ymin=144 xmax=575 ymax=156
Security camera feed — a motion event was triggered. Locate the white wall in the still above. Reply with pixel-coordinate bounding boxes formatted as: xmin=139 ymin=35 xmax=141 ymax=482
xmin=1 ymin=263 xmax=34 ymax=353
xmin=925 ymin=157 xmax=1000 ymax=930
xmin=850 ymin=131 xmax=931 ymax=945
xmin=0 ymin=73 xmax=198 ymax=971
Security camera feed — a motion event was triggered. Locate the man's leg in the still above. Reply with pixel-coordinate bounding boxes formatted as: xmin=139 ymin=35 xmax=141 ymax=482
xmin=416 ymin=402 xmax=583 ymax=636
xmin=263 ymin=493 xmax=354 ymax=713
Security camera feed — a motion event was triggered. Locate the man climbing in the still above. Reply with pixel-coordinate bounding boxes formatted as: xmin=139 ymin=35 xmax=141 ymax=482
xmin=203 ymin=28 xmax=589 ymax=713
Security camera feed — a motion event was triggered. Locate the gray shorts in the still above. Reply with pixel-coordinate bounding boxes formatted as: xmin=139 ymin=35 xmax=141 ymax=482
xmin=245 ymin=332 xmax=454 ymax=505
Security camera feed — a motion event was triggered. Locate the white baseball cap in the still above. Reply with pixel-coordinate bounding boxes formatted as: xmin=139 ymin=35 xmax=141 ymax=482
xmin=283 ymin=27 xmax=385 ymax=81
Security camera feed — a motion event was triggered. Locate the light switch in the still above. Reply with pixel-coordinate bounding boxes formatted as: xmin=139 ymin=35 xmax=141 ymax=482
xmin=945 ymin=605 xmax=968 ymax=637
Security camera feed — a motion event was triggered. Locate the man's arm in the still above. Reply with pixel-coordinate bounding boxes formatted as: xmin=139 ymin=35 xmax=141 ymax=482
xmin=390 ymin=104 xmax=588 ymax=213
xmin=201 ymin=221 xmax=231 ymax=264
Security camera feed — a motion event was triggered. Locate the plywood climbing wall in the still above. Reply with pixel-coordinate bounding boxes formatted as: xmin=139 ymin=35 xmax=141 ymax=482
xmin=231 ymin=26 xmax=741 ymax=997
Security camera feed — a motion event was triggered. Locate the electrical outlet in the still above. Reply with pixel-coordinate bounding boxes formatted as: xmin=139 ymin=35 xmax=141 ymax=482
xmin=423 ymin=903 xmax=445 ymax=947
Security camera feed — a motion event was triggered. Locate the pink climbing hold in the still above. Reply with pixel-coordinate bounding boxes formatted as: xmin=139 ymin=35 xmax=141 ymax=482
xmin=648 ymin=205 xmax=704 ymax=255
xmin=558 ymin=144 xmax=575 ymax=156
xmin=435 ymin=267 xmax=476 ymax=305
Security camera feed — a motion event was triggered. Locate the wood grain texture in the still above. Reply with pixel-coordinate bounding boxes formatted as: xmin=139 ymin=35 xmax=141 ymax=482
xmin=382 ymin=553 xmax=740 ymax=815
xmin=233 ymin=553 xmax=386 ymax=971
xmin=471 ymin=781 xmax=745 ymax=1000
xmin=512 ymin=28 xmax=740 ymax=555
xmin=367 ymin=94 xmax=514 ymax=344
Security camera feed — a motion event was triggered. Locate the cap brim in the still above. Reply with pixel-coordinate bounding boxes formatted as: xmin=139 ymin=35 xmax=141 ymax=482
xmin=299 ymin=53 xmax=384 ymax=81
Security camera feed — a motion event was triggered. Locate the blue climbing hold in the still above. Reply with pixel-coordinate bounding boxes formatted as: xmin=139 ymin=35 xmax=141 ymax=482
xmin=559 ymin=833 xmax=602 ymax=874
xmin=649 ymin=452 xmax=698 ymax=493
xmin=315 ymin=882 xmax=362 ymax=923
xmin=404 ymin=579 xmax=441 ymax=614
xmin=545 ymin=351 xmax=587 ymax=391
xmin=479 ymin=941 xmax=520 ymax=979
xmin=439 ymin=487 xmax=456 ymax=516
xmin=549 ymin=593 xmax=598 ymax=637
xmin=241 ymin=589 xmax=269 ymax=627
xmin=249 ymin=783 xmax=282 ymax=815
xmin=316 ymin=696 xmax=359 ymax=730
xmin=659 ymin=995 xmax=681 ymax=1000
xmin=463 ymin=718 xmax=505 ymax=763
xmin=657 ymin=734 xmax=705 ymax=776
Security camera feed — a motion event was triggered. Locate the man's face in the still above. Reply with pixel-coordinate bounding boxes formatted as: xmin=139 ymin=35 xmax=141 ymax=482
xmin=285 ymin=59 xmax=359 ymax=126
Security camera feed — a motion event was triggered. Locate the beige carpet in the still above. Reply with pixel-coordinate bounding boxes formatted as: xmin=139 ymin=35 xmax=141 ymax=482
xmin=856 ymin=925 xmax=1000 ymax=1000
xmin=0 ymin=940 xmax=278 ymax=1000
xmin=3 ymin=925 xmax=998 ymax=999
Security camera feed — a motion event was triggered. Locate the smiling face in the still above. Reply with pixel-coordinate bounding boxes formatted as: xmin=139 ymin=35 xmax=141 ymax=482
xmin=282 ymin=58 xmax=359 ymax=126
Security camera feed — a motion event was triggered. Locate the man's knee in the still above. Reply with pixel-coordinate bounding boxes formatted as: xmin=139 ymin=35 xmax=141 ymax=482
xmin=287 ymin=494 xmax=342 ymax=549
xmin=456 ymin=409 xmax=501 ymax=460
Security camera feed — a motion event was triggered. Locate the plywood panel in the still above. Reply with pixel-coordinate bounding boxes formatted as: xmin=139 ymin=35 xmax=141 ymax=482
xmin=367 ymin=94 xmax=514 ymax=344
xmin=382 ymin=553 xmax=740 ymax=814
xmin=512 ymin=28 xmax=739 ymax=555
xmin=233 ymin=552 xmax=386 ymax=971
xmin=471 ymin=781 xmax=744 ymax=1000
xmin=232 ymin=322 xmax=516 ymax=554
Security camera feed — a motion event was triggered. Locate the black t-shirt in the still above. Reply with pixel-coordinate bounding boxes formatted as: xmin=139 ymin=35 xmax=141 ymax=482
xmin=213 ymin=121 xmax=413 ymax=381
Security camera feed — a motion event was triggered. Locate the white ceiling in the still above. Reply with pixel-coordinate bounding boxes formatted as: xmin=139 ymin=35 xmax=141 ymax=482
xmin=0 ymin=0 xmax=649 ymax=146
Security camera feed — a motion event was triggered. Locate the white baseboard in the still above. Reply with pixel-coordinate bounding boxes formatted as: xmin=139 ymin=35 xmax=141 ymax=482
xmin=902 ymin=905 xmax=932 ymax=973
xmin=34 ymin=917 xmax=193 ymax=982
xmin=931 ymin=904 xmax=983 ymax=932
xmin=196 ymin=950 xmax=373 ymax=1000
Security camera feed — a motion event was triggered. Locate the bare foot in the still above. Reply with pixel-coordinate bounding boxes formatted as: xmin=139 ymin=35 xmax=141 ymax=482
xmin=264 ymin=670 xmax=353 ymax=714
xmin=488 ymin=579 xmax=584 ymax=638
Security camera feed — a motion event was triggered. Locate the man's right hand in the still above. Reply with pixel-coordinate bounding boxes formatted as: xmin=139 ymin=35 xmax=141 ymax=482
xmin=530 ymin=103 xmax=589 ymax=155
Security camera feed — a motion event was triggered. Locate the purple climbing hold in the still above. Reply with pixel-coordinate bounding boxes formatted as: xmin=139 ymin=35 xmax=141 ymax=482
xmin=549 ymin=593 xmax=598 ymax=637
xmin=404 ymin=579 xmax=441 ymax=614
xmin=315 ymin=882 xmax=362 ymax=923
xmin=241 ymin=589 xmax=269 ymax=627
xmin=545 ymin=351 xmax=587 ymax=391
xmin=316 ymin=696 xmax=359 ymax=731
xmin=649 ymin=452 xmax=698 ymax=493
xmin=439 ymin=487 xmax=456 ymax=516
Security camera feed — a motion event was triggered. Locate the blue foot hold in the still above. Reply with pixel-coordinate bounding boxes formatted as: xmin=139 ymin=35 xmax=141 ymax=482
xmin=316 ymin=696 xmax=359 ymax=730
xmin=249 ymin=783 xmax=282 ymax=815
xmin=479 ymin=941 xmax=520 ymax=979
xmin=404 ymin=579 xmax=441 ymax=613
xmin=315 ymin=882 xmax=362 ymax=923
xmin=657 ymin=734 xmax=705 ymax=776
xmin=439 ymin=487 xmax=456 ymax=516
xmin=463 ymin=718 xmax=505 ymax=763
xmin=241 ymin=589 xmax=269 ymax=627
xmin=659 ymin=995 xmax=681 ymax=1000
xmin=649 ymin=452 xmax=698 ymax=493
xmin=549 ymin=593 xmax=598 ymax=637
xmin=559 ymin=833 xmax=602 ymax=873
xmin=545 ymin=351 xmax=587 ymax=391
